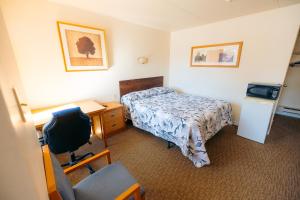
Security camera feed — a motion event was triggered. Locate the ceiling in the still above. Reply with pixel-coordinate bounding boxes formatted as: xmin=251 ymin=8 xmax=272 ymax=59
xmin=49 ymin=0 xmax=300 ymax=31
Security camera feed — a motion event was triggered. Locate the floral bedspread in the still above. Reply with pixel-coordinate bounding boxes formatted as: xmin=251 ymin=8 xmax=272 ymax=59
xmin=121 ymin=87 xmax=232 ymax=167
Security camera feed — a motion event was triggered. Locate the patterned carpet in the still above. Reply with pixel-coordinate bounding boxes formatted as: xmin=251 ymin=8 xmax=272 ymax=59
xmin=57 ymin=115 xmax=300 ymax=200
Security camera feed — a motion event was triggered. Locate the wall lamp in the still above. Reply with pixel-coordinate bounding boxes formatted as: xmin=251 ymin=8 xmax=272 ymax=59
xmin=137 ymin=56 xmax=149 ymax=64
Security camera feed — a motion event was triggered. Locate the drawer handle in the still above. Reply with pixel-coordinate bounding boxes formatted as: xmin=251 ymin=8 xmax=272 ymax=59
xmin=110 ymin=114 xmax=115 ymax=117
xmin=112 ymin=124 xmax=117 ymax=127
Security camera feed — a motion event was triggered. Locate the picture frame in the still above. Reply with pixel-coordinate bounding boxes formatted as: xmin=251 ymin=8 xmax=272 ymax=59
xmin=57 ymin=21 xmax=109 ymax=72
xmin=190 ymin=42 xmax=243 ymax=67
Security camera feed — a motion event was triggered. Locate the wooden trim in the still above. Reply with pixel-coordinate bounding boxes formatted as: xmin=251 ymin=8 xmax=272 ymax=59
xmin=56 ymin=21 xmax=110 ymax=72
xmin=57 ymin=21 xmax=106 ymax=31
xmin=42 ymin=145 xmax=63 ymax=200
xmin=64 ymin=149 xmax=111 ymax=174
xmin=190 ymin=41 xmax=243 ymax=68
xmin=56 ymin=21 xmax=68 ymax=72
xmin=115 ymin=183 xmax=141 ymax=200
xmin=100 ymin=111 xmax=108 ymax=147
xmin=90 ymin=114 xmax=108 ymax=147
xmin=119 ymin=76 xmax=163 ymax=97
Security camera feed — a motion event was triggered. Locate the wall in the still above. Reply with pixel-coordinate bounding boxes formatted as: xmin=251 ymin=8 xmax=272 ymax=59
xmin=0 ymin=10 xmax=48 ymax=200
xmin=169 ymin=4 xmax=300 ymax=124
xmin=0 ymin=0 xmax=170 ymax=109
xmin=278 ymin=54 xmax=300 ymax=109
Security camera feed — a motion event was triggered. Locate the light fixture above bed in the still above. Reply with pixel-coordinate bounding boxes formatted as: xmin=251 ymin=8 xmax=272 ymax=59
xmin=137 ymin=56 xmax=149 ymax=64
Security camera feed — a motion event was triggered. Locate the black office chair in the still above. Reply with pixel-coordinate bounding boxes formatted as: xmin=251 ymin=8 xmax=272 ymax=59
xmin=43 ymin=107 xmax=95 ymax=172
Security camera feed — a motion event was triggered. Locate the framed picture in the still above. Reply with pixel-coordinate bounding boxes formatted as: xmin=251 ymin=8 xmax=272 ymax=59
xmin=57 ymin=21 xmax=109 ymax=72
xmin=190 ymin=42 xmax=243 ymax=67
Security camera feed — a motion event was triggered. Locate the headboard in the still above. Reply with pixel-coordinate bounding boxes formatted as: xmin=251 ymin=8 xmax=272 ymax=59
xmin=119 ymin=76 xmax=164 ymax=97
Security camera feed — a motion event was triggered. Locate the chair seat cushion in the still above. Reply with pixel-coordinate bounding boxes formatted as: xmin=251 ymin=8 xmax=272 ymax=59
xmin=73 ymin=163 xmax=144 ymax=200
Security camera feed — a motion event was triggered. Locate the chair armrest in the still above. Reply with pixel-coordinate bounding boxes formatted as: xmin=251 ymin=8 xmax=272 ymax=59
xmin=64 ymin=149 xmax=111 ymax=174
xmin=115 ymin=183 xmax=141 ymax=200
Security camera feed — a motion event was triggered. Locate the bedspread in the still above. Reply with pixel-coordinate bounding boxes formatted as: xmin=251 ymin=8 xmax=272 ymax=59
xmin=121 ymin=87 xmax=232 ymax=167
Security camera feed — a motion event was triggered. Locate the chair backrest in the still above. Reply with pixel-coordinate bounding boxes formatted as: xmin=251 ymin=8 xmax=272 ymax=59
xmin=42 ymin=145 xmax=75 ymax=200
xmin=43 ymin=107 xmax=91 ymax=154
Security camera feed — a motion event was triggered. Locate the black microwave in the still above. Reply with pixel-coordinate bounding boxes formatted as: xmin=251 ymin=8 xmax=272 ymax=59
xmin=246 ymin=83 xmax=281 ymax=100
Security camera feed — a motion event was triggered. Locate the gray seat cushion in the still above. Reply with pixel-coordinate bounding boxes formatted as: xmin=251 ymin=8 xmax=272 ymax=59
xmin=50 ymin=152 xmax=76 ymax=200
xmin=73 ymin=163 xmax=144 ymax=200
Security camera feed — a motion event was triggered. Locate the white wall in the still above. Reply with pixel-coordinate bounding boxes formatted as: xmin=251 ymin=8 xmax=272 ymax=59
xmin=278 ymin=32 xmax=300 ymax=109
xmin=0 ymin=10 xmax=48 ymax=200
xmin=279 ymin=53 xmax=300 ymax=109
xmin=0 ymin=0 xmax=170 ymax=109
xmin=169 ymin=4 xmax=300 ymax=124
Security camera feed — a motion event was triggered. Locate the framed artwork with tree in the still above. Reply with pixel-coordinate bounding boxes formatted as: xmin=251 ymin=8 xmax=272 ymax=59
xmin=57 ymin=21 xmax=109 ymax=72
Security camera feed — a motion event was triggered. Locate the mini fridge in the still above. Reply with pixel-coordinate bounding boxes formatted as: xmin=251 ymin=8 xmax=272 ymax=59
xmin=237 ymin=97 xmax=276 ymax=144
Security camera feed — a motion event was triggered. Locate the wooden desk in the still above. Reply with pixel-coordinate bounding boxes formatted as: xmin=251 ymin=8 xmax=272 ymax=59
xmin=31 ymin=100 xmax=107 ymax=147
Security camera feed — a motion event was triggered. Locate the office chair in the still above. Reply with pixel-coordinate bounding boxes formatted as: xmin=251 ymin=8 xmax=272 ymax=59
xmin=43 ymin=107 xmax=95 ymax=171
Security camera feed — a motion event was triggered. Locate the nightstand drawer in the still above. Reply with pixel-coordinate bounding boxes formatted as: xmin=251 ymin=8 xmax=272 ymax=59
xmin=104 ymin=119 xmax=124 ymax=133
xmin=100 ymin=102 xmax=126 ymax=136
xmin=103 ymin=108 xmax=122 ymax=123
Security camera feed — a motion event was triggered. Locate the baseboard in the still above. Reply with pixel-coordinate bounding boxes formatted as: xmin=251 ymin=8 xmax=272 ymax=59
xmin=276 ymin=106 xmax=300 ymax=119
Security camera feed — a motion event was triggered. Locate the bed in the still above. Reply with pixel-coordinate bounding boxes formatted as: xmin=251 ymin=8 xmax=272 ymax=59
xmin=119 ymin=76 xmax=232 ymax=167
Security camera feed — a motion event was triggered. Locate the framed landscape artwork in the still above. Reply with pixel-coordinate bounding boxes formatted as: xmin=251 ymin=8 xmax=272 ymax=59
xmin=190 ymin=42 xmax=243 ymax=67
xmin=57 ymin=21 xmax=109 ymax=72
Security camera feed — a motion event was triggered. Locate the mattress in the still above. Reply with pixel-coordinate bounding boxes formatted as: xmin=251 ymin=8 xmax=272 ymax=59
xmin=121 ymin=87 xmax=232 ymax=167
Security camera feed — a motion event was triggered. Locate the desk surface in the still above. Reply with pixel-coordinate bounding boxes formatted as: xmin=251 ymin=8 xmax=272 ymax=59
xmin=31 ymin=100 xmax=105 ymax=129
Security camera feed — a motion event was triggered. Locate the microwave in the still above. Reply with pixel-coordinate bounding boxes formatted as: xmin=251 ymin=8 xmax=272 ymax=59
xmin=246 ymin=83 xmax=281 ymax=100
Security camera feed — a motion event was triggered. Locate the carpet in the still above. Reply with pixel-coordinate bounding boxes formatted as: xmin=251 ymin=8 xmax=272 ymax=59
xmin=57 ymin=115 xmax=300 ymax=200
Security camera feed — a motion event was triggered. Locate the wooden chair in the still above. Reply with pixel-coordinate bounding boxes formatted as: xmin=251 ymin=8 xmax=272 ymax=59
xmin=42 ymin=145 xmax=145 ymax=200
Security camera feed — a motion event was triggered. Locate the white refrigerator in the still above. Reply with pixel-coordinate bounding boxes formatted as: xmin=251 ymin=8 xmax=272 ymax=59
xmin=237 ymin=97 xmax=277 ymax=144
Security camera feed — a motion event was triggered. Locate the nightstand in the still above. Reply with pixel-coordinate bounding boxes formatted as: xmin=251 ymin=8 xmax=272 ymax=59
xmin=100 ymin=102 xmax=126 ymax=137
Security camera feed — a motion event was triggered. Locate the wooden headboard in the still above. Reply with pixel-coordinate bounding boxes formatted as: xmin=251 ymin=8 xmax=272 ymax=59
xmin=119 ymin=76 xmax=163 ymax=97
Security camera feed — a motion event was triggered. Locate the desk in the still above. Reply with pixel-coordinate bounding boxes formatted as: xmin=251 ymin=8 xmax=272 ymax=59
xmin=31 ymin=100 xmax=107 ymax=147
